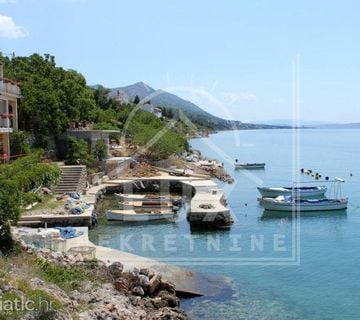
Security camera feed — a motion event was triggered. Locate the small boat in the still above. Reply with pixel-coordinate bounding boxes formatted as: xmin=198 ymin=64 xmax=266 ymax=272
xmin=259 ymin=196 xmax=348 ymax=212
xmin=115 ymin=193 xmax=182 ymax=205
xmin=234 ymin=163 xmax=265 ymax=169
xmin=106 ymin=209 xmax=175 ymax=221
xmin=118 ymin=200 xmax=180 ymax=211
xmin=257 ymin=186 xmax=327 ymax=198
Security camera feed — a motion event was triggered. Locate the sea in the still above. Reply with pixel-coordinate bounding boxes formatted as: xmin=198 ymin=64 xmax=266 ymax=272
xmin=89 ymin=129 xmax=360 ymax=320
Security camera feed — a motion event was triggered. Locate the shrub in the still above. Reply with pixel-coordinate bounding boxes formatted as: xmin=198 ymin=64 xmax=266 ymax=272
xmin=65 ymin=136 xmax=93 ymax=166
xmin=93 ymin=139 xmax=108 ymax=161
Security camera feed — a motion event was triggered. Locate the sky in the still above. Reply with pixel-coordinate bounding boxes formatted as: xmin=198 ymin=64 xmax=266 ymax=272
xmin=0 ymin=0 xmax=359 ymax=123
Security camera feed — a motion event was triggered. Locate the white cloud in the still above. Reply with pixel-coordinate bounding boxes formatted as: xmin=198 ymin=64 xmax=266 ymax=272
xmin=222 ymin=91 xmax=257 ymax=104
xmin=0 ymin=14 xmax=28 ymax=38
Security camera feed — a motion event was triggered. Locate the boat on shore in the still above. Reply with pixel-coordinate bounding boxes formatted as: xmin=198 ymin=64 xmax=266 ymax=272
xmin=118 ymin=200 xmax=180 ymax=211
xmin=257 ymin=186 xmax=327 ymax=198
xmin=106 ymin=209 xmax=175 ymax=221
xmin=234 ymin=163 xmax=265 ymax=169
xmin=259 ymin=196 xmax=348 ymax=212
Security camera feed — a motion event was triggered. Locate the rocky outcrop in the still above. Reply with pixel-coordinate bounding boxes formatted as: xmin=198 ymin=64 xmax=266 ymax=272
xmin=15 ymin=242 xmax=188 ymax=320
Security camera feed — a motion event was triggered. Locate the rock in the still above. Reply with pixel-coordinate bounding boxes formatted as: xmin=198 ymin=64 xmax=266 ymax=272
xmin=129 ymin=295 xmax=141 ymax=306
xmin=159 ymin=280 xmax=176 ymax=296
xmin=149 ymin=273 xmax=162 ymax=295
xmin=156 ymin=290 xmax=180 ymax=308
xmin=114 ymin=278 xmax=131 ymax=293
xmin=151 ymin=297 xmax=168 ymax=309
xmin=148 ymin=270 xmax=155 ymax=279
xmin=105 ymin=303 xmax=115 ymax=312
xmin=139 ymin=268 xmax=149 ymax=276
xmin=138 ymin=275 xmax=150 ymax=288
xmin=151 ymin=307 xmax=188 ymax=320
xmin=131 ymin=267 xmax=140 ymax=276
xmin=108 ymin=261 xmax=124 ymax=278
xmin=132 ymin=286 xmax=145 ymax=296
xmin=41 ymin=187 xmax=52 ymax=195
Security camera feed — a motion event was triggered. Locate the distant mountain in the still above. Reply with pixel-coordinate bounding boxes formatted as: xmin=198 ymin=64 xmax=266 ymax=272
xmin=251 ymin=119 xmax=360 ymax=129
xmin=251 ymin=119 xmax=335 ymax=127
xmin=108 ymin=82 xmax=282 ymax=130
xmin=316 ymin=123 xmax=360 ymax=129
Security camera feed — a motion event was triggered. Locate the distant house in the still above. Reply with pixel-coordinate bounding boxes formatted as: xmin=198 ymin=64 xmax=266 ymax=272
xmin=0 ymin=62 xmax=21 ymax=162
xmin=108 ymin=89 xmax=129 ymax=104
xmin=140 ymin=101 xmax=162 ymax=118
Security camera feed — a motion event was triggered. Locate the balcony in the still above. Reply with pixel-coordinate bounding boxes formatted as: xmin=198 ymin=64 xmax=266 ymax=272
xmin=0 ymin=113 xmax=15 ymax=132
xmin=0 ymin=79 xmax=21 ymax=97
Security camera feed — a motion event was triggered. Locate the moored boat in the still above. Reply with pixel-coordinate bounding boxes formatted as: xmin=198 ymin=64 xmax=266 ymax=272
xmin=115 ymin=193 xmax=182 ymax=204
xmin=118 ymin=200 xmax=180 ymax=211
xmin=106 ymin=209 xmax=175 ymax=221
xmin=257 ymin=186 xmax=327 ymax=198
xmin=259 ymin=196 xmax=348 ymax=212
xmin=234 ymin=163 xmax=266 ymax=169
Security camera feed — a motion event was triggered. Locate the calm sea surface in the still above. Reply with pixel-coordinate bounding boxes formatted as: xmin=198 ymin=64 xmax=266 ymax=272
xmin=90 ymin=129 xmax=360 ymax=319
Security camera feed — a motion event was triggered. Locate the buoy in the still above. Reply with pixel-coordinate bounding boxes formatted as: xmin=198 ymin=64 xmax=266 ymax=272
xmin=245 ymin=203 xmax=247 ymax=206
xmin=350 ymin=173 xmax=353 ymax=177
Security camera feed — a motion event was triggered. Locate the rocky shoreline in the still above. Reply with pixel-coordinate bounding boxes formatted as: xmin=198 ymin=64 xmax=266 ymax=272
xmin=0 ymin=240 xmax=188 ymax=320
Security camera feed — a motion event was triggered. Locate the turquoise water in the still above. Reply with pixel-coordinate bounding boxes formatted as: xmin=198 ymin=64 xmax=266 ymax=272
xmin=90 ymin=129 xmax=360 ymax=319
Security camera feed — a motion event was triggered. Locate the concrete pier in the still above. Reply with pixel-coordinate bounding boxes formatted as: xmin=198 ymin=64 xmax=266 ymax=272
xmin=103 ymin=174 xmax=233 ymax=228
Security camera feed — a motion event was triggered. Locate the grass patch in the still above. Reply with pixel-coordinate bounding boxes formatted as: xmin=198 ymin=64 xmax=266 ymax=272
xmin=21 ymin=195 xmax=65 ymax=213
xmin=0 ymin=292 xmax=23 ymax=320
xmin=27 ymin=288 xmax=63 ymax=311
xmin=35 ymin=258 xmax=102 ymax=292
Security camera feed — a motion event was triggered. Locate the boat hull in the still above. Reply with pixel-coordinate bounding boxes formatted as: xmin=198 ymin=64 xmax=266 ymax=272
xmin=118 ymin=202 xmax=179 ymax=211
xmin=114 ymin=193 xmax=177 ymax=203
xmin=106 ymin=210 xmax=175 ymax=221
xmin=257 ymin=186 xmax=327 ymax=198
xmin=260 ymin=198 xmax=348 ymax=212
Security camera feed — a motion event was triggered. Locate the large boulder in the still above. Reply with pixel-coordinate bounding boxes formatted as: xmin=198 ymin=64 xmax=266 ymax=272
xmin=108 ymin=261 xmax=124 ymax=278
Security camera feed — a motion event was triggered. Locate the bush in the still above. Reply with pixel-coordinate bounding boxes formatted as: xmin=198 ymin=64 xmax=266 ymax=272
xmin=10 ymin=130 xmax=31 ymax=156
xmin=0 ymin=152 xmax=61 ymax=253
xmin=65 ymin=136 xmax=93 ymax=166
xmin=93 ymin=139 xmax=108 ymax=161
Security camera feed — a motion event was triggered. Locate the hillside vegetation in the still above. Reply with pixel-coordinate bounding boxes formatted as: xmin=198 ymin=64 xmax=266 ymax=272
xmin=0 ymin=53 xmax=188 ymax=159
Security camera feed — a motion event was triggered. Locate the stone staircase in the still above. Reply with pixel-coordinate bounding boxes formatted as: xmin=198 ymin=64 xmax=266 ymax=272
xmin=53 ymin=165 xmax=87 ymax=194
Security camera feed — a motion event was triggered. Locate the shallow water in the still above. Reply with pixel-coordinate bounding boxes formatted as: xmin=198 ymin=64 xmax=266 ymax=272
xmin=90 ymin=129 xmax=360 ymax=319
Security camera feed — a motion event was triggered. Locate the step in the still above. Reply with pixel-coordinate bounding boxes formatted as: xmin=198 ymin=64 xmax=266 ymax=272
xmin=19 ymin=216 xmax=43 ymax=221
xmin=17 ymin=221 xmax=43 ymax=226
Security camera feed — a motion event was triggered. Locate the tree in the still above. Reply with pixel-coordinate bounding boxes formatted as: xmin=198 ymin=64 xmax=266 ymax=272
xmin=65 ymin=136 xmax=93 ymax=166
xmin=93 ymin=140 xmax=108 ymax=161
xmin=0 ymin=54 xmax=97 ymax=147
xmin=133 ymin=95 xmax=140 ymax=104
xmin=10 ymin=130 xmax=30 ymax=156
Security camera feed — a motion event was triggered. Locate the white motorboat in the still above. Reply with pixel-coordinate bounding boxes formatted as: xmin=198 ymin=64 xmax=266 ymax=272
xmin=115 ymin=193 xmax=182 ymax=204
xmin=118 ymin=200 xmax=179 ymax=211
xmin=259 ymin=195 xmax=348 ymax=212
xmin=257 ymin=186 xmax=327 ymax=198
xmin=106 ymin=209 xmax=175 ymax=221
xmin=234 ymin=162 xmax=265 ymax=169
